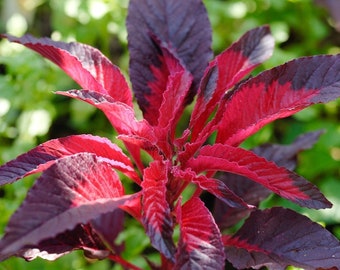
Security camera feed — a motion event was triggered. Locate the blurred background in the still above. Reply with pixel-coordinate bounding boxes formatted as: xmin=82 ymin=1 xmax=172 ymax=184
xmin=0 ymin=0 xmax=339 ymax=269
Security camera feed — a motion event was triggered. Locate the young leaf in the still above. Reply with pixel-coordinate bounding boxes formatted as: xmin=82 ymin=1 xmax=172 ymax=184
xmin=175 ymin=197 xmax=225 ymax=269
xmin=0 ymin=134 xmax=139 ymax=185
xmin=1 ymin=34 xmax=132 ymax=106
xmin=187 ymin=144 xmax=331 ymax=209
xmin=172 ymin=167 xmax=250 ymax=209
xmin=190 ymin=26 xmax=274 ymax=141
xmin=141 ymin=161 xmax=176 ymax=260
xmin=127 ymin=0 xmax=212 ymax=123
xmin=154 ymin=49 xmax=193 ymax=157
xmin=217 ymin=55 xmax=340 ymax=146
xmin=224 ymin=207 xmax=340 ymax=269
xmin=0 ymin=153 xmax=133 ymax=261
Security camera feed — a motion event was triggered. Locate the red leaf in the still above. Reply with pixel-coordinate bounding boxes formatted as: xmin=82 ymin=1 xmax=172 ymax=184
xmin=224 ymin=207 xmax=340 ymax=269
xmin=0 ymin=153 xmax=133 ymax=261
xmin=174 ymin=197 xmax=225 ymax=269
xmin=127 ymin=0 xmax=212 ymax=122
xmin=58 ymin=90 xmax=155 ymax=144
xmin=214 ymin=131 xmax=323 ymax=229
xmin=1 ymin=34 xmax=132 ymax=106
xmin=217 ymin=55 xmax=340 ymax=146
xmin=187 ymin=144 xmax=331 ymax=209
xmin=190 ymin=26 xmax=274 ymax=141
xmin=0 ymin=134 xmax=139 ymax=185
xmin=141 ymin=161 xmax=176 ymax=260
xmin=155 ymin=52 xmax=193 ymax=156
xmin=172 ymin=167 xmax=250 ymax=209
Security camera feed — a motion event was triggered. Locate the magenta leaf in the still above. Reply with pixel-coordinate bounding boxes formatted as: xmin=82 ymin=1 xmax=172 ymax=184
xmin=0 ymin=134 xmax=139 ymax=185
xmin=217 ymin=55 xmax=340 ymax=146
xmin=224 ymin=207 xmax=340 ymax=269
xmin=141 ymin=161 xmax=176 ymax=260
xmin=0 ymin=153 xmax=133 ymax=261
xmin=1 ymin=34 xmax=132 ymax=106
xmin=214 ymin=130 xmax=324 ymax=229
xmin=187 ymin=144 xmax=331 ymax=209
xmin=175 ymin=197 xmax=225 ymax=269
xmin=127 ymin=0 xmax=212 ymax=123
xmin=190 ymin=26 xmax=274 ymax=141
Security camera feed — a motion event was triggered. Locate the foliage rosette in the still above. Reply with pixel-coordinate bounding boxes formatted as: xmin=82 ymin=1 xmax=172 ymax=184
xmin=1 ymin=0 xmax=340 ymax=269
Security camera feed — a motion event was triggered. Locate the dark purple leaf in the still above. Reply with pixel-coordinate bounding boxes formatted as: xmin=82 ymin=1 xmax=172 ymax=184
xmin=18 ymin=223 xmax=110 ymax=261
xmin=217 ymin=55 xmax=340 ymax=146
xmin=224 ymin=207 xmax=340 ymax=269
xmin=187 ymin=144 xmax=331 ymax=209
xmin=214 ymin=130 xmax=323 ymax=229
xmin=214 ymin=174 xmax=271 ymax=230
xmin=0 ymin=153 xmax=133 ymax=261
xmin=141 ymin=161 xmax=176 ymax=260
xmin=0 ymin=134 xmax=139 ymax=186
xmin=174 ymin=197 xmax=225 ymax=269
xmin=127 ymin=0 xmax=212 ymax=123
xmin=1 ymin=34 xmax=132 ymax=106
xmin=190 ymin=26 xmax=274 ymax=141
xmin=252 ymin=130 xmax=324 ymax=170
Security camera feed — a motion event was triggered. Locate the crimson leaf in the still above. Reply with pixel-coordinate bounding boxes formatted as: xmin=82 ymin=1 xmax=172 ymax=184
xmin=0 ymin=134 xmax=139 ymax=185
xmin=217 ymin=55 xmax=340 ymax=146
xmin=190 ymin=26 xmax=274 ymax=141
xmin=224 ymin=207 xmax=340 ymax=269
xmin=141 ymin=161 xmax=176 ymax=260
xmin=1 ymin=34 xmax=132 ymax=106
xmin=57 ymin=90 xmax=153 ymax=139
xmin=175 ymin=197 xmax=225 ymax=269
xmin=187 ymin=144 xmax=331 ymax=209
xmin=214 ymin=130 xmax=324 ymax=229
xmin=0 ymin=153 xmax=133 ymax=261
xmin=127 ymin=0 xmax=212 ymax=124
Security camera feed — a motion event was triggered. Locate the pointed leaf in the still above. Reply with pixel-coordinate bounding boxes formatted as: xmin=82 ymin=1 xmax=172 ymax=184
xmin=141 ymin=161 xmax=176 ymax=260
xmin=57 ymin=90 xmax=155 ymax=144
xmin=224 ymin=207 xmax=340 ymax=269
xmin=175 ymin=197 xmax=225 ymax=269
xmin=155 ymin=55 xmax=193 ymax=156
xmin=187 ymin=144 xmax=331 ymax=209
xmin=252 ymin=130 xmax=324 ymax=170
xmin=0 ymin=153 xmax=133 ymax=261
xmin=0 ymin=134 xmax=139 ymax=186
xmin=127 ymin=0 xmax=212 ymax=122
xmin=217 ymin=55 xmax=340 ymax=146
xmin=190 ymin=26 xmax=274 ymax=141
xmin=214 ymin=130 xmax=323 ymax=229
xmin=1 ymin=34 xmax=132 ymax=106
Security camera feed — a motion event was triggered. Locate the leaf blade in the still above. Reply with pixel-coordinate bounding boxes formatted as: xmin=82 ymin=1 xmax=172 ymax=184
xmin=175 ymin=197 xmax=225 ymax=269
xmin=224 ymin=207 xmax=340 ymax=269
xmin=0 ymin=134 xmax=139 ymax=186
xmin=187 ymin=144 xmax=331 ymax=209
xmin=1 ymin=34 xmax=132 ymax=106
xmin=127 ymin=0 xmax=212 ymax=121
xmin=217 ymin=55 xmax=340 ymax=146
xmin=0 ymin=153 xmax=133 ymax=261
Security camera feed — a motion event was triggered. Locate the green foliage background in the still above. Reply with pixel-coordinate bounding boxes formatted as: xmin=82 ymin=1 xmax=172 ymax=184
xmin=0 ymin=0 xmax=339 ymax=269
